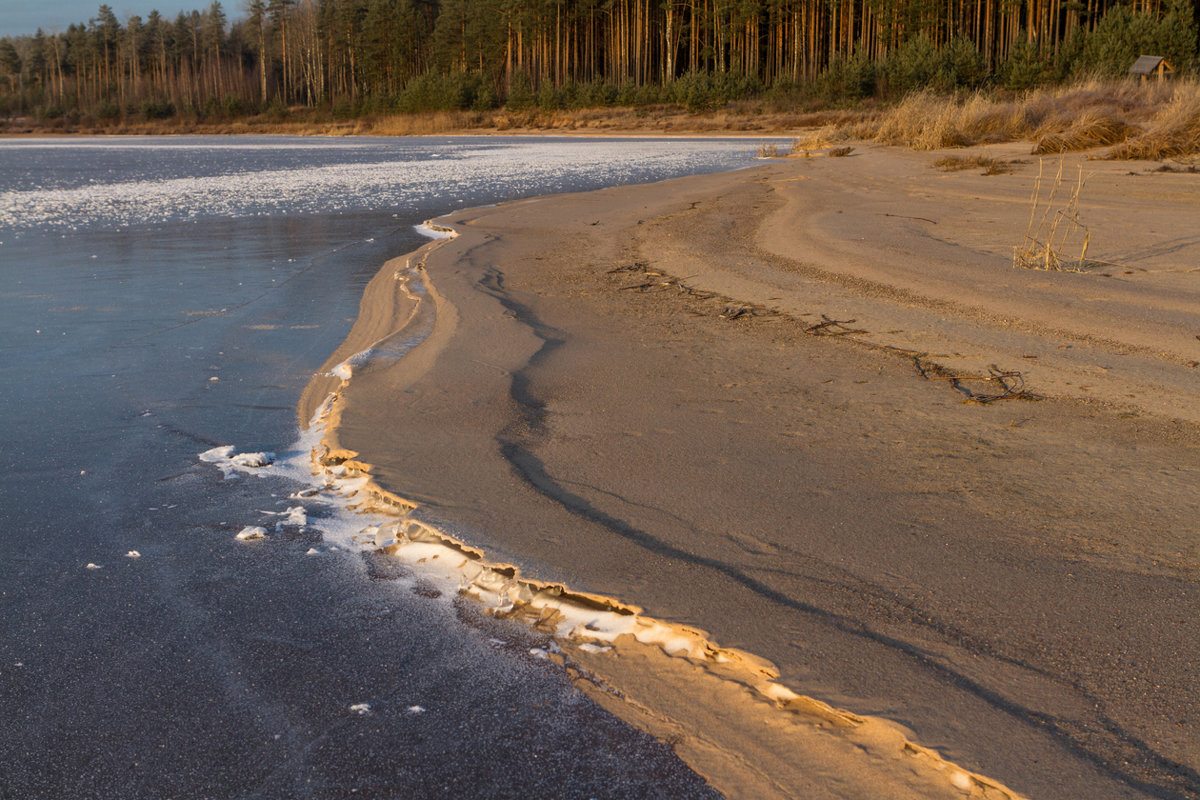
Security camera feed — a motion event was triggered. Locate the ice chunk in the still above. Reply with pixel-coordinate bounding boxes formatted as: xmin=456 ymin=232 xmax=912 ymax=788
xmin=349 ymin=703 xmax=371 ymax=715
xmin=236 ymin=526 xmax=268 ymax=541
xmin=125 ymin=550 xmax=141 ymax=558
xmin=415 ymin=221 xmax=457 ymax=239
xmin=374 ymin=524 xmax=398 ymax=548
xmin=85 ymin=563 xmax=102 ymax=570
xmin=282 ymin=506 xmax=307 ymax=526
xmin=199 ymin=445 xmax=235 ymax=462
xmin=231 ymin=451 xmax=274 ymax=468
xmin=407 ymin=705 xmax=425 ymax=714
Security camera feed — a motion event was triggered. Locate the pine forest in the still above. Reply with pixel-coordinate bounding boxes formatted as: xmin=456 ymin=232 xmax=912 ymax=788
xmin=0 ymin=0 xmax=1197 ymax=123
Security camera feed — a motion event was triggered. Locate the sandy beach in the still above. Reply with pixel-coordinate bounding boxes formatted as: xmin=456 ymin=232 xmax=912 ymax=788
xmin=306 ymin=145 xmax=1200 ymax=799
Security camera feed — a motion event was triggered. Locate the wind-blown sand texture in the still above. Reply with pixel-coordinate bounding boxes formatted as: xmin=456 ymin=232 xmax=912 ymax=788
xmin=304 ymin=144 xmax=1200 ymax=799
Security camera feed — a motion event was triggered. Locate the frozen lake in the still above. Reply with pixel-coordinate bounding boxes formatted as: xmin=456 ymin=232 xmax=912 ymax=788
xmin=0 ymin=135 xmax=770 ymax=797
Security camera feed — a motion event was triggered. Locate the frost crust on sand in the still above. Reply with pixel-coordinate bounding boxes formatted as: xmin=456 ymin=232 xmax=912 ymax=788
xmin=415 ymin=221 xmax=458 ymax=240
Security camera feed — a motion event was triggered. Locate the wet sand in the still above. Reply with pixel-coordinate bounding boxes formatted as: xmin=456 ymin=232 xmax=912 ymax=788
xmin=307 ymin=145 xmax=1200 ymax=798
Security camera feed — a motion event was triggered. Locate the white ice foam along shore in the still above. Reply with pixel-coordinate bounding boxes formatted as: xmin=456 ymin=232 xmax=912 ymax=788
xmin=200 ymin=445 xmax=275 ymax=479
xmin=194 ymin=255 xmax=789 ymax=690
xmin=194 ymin=258 xmax=787 ymax=692
xmin=197 ymin=259 xmax=443 ymax=556
xmin=415 ymin=221 xmax=457 ymax=240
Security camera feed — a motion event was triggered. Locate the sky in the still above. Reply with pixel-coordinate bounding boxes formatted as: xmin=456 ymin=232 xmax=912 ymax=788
xmin=0 ymin=0 xmax=230 ymax=38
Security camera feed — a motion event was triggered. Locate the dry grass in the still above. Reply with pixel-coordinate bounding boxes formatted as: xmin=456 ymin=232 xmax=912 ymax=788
xmin=933 ymin=154 xmax=1024 ymax=174
xmin=850 ymin=91 xmax=1031 ymax=150
xmin=788 ymin=125 xmax=862 ymax=156
xmin=2 ymin=103 xmax=879 ymax=138
xmin=840 ymin=79 xmax=1200 ymax=159
xmin=1105 ymin=83 xmax=1200 ymax=160
xmin=789 ymin=126 xmax=839 ymax=155
xmin=1032 ymin=107 xmax=1136 ymax=154
xmin=785 ymin=132 xmax=854 ymax=157
xmin=1013 ymin=159 xmax=1095 ymax=271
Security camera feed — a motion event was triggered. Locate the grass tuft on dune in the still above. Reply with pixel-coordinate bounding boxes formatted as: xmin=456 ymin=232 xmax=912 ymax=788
xmin=835 ymin=79 xmax=1199 ymax=159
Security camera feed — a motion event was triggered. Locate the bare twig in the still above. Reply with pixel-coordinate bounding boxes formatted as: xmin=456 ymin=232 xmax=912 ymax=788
xmin=806 ymin=315 xmax=867 ymax=336
xmin=884 ymin=213 xmax=938 ymax=224
xmin=913 ymin=357 xmax=1041 ymax=403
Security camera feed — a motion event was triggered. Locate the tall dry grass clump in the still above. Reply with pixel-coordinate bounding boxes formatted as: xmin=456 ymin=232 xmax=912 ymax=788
xmin=1013 ymin=159 xmax=1094 ymax=271
xmin=1105 ymin=81 xmax=1200 ymax=160
xmin=366 ymin=110 xmax=491 ymax=135
xmin=788 ymin=124 xmax=847 ymax=155
xmin=853 ymin=90 xmax=1043 ymax=149
xmin=840 ymin=79 xmax=1197 ymax=158
xmin=1033 ymin=107 xmax=1136 ymax=153
xmin=867 ymin=91 xmax=969 ymax=149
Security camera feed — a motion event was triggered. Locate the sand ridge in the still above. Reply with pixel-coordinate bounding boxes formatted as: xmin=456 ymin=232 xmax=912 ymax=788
xmin=307 ymin=149 xmax=1200 ymax=799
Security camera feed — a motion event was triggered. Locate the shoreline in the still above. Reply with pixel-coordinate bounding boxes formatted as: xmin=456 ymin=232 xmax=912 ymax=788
xmin=305 ymin=147 xmax=1200 ymax=798
xmin=0 ymin=106 xmax=855 ymax=140
xmin=297 ymin=223 xmax=1027 ymax=800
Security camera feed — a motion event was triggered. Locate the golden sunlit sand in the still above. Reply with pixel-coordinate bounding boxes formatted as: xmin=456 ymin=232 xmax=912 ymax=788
xmin=302 ymin=144 xmax=1199 ymax=799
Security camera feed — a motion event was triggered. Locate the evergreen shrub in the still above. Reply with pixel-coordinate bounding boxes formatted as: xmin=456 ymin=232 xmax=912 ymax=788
xmin=1000 ymin=39 xmax=1049 ymax=90
xmin=138 ymin=98 xmax=175 ymax=119
xmin=505 ymin=70 xmax=535 ymax=109
xmin=883 ymin=34 xmax=940 ymax=95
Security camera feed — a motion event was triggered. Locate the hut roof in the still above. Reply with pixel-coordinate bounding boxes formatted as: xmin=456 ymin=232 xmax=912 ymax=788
xmin=1129 ymin=55 xmax=1174 ymax=75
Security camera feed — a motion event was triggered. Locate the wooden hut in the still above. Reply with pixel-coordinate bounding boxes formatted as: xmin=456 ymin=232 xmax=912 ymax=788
xmin=1129 ymin=55 xmax=1175 ymax=81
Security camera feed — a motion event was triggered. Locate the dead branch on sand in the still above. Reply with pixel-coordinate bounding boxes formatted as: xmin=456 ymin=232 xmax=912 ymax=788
xmin=913 ymin=357 xmax=1040 ymax=403
xmin=806 ymin=315 xmax=867 ymax=336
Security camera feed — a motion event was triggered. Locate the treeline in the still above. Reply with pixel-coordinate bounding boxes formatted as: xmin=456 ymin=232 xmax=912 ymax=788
xmin=1 ymin=0 xmax=1197 ymax=121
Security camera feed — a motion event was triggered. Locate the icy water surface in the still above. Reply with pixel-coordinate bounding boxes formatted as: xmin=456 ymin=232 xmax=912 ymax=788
xmin=0 ymin=135 xmax=767 ymax=798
